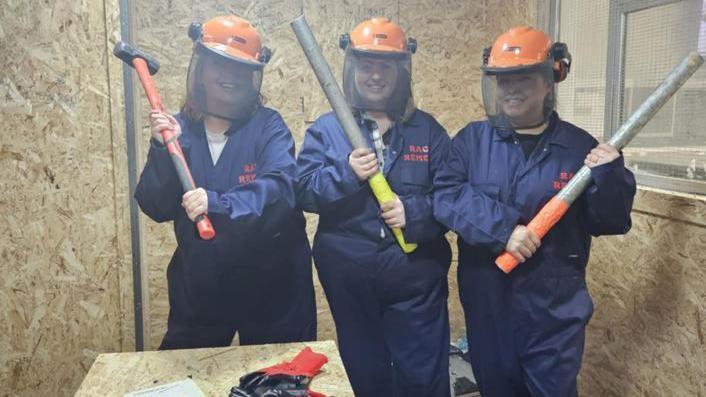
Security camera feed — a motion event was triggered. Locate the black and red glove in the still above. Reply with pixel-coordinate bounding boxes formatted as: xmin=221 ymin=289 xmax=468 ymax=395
xmin=228 ymin=347 xmax=328 ymax=397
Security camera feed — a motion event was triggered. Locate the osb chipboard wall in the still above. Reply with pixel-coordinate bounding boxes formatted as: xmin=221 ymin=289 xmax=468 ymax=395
xmin=0 ymin=0 xmax=130 ymax=396
xmin=131 ymin=0 xmax=537 ymax=349
xmin=581 ymin=188 xmax=706 ymax=396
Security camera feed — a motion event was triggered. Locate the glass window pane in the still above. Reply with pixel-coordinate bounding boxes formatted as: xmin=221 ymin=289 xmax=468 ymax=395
xmin=621 ymin=1 xmax=706 ymax=183
xmin=556 ymin=0 xmax=611 ymax=139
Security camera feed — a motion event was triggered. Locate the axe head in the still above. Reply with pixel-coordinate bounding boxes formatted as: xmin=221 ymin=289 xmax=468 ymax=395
xmin=113 ymin=41 xmax=160 ymax=75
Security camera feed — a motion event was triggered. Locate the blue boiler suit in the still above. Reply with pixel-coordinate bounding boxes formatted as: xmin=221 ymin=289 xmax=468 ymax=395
xmin=296 ymin=110 xmax=452 ymax=397
xmin=135 ymin=106 xmax=316 ymax=349
xmin=433 ymin=112 xmax=636 ymax=397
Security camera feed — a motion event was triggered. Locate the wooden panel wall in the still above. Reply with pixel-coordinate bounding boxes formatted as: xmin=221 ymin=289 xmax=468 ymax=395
xmin=0 ymin=0 xmax=130 ymax=396
xmin=582 ymin=188 xmax=706 ymax=396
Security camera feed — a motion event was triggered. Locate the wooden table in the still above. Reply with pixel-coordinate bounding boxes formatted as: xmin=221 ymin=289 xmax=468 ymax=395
xmin=75 ymin=340 xmax=353 ymax=396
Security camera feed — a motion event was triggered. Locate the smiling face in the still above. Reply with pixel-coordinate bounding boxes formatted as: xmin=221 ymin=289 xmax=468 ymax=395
xmin=200 ymin=54 xmax=256 ymax=105
xmin=495 ymin=71 xmax=552 ymax=127
xmin=185 ymin=46 xmax=263 ymax=120
xmin=353 ymin=57 xmax=399 ymax=106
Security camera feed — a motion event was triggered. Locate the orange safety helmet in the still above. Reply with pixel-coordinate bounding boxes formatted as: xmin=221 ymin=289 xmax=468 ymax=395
xmin=188 ymin=15 xmax=271 ymax=67
xmin=482 ymin=26 xmax=571 ymax=82
xmin=339 ymin=17 xmax=417 ymax=54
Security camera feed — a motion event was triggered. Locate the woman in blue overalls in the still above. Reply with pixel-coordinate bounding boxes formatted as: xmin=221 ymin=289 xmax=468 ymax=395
xmin=135 ymin=15 xmax=315 ymax=350
xmin=296 ymin=17 xmax=452 ymax=397
xmin=434 ymin=26 xmax=636 ymax=396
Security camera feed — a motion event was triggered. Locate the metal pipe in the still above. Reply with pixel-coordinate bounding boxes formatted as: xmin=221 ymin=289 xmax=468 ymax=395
xmin=559 ymin=51 xmax=704 ymax=204
xmin=290 ymin=15 xmax=367 ymax=149
xmin=118 ymin=0 xmax=144 ymax=351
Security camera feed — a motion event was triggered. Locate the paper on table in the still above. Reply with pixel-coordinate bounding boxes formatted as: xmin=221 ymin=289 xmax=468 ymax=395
xmin=123 ymin=379 xmax=205 ymax=397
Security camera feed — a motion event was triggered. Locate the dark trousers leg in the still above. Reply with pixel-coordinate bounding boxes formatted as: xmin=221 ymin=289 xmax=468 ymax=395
xmin=315 ymin=255 xmax=394 ymax=397
xmin=159 ymin=309 xmax=237 ymax=350
xmin=378 ymin=249 xmax=451 ymax=397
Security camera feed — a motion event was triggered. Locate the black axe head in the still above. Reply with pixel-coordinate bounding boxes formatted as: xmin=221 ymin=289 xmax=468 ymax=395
xmin=113 ymin=41 xmax=160 ymax=75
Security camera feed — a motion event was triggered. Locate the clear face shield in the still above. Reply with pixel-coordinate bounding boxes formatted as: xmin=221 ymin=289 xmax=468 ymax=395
xmin=481 ymin=61 xmax=556 ymax=129
xmin=342 ymin=49 xmax=413 ymax=120
xmin=186 ymin=45 xmax=263 ymax=121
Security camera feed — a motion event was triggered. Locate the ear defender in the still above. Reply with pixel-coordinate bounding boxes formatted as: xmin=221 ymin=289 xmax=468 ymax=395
xmin=482 ymin=46 xmax=492 ymax=66
xmin=551 ymin=42 xmax=572 ymax=82
xmin=188 ymin=22 xmax=202 ymax=41
xmin=259 ymin=46 xmax=272 ymax=64
xmin=407 ymin=37 xmax=417 ymax=54
xmin=339 ymin=33 xmax=351 ymax=50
